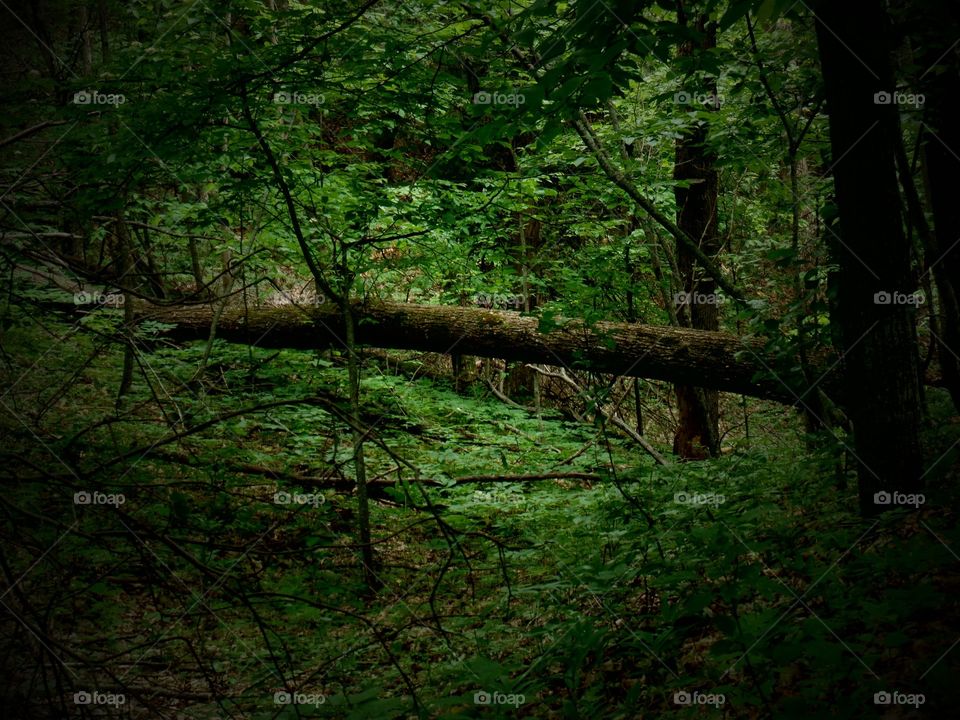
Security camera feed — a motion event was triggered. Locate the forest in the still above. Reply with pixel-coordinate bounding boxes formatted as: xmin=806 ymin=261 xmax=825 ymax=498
xmin=0 ymin=0 xmax=958 ymax=717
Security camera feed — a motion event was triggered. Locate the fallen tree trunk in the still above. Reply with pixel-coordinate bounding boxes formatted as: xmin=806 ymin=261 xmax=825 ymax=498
xmin=138 ymin=300 xmax=832 ymax=404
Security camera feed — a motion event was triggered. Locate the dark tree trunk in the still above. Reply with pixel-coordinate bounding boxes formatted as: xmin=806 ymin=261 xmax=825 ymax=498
xmin=187 ymin=235 xmax=205 ymax=294
xmin=97 ymin=0 xmax=110 ymax=63
xmin=115 ymin=215 xmax=136 ymax=400
xmin=673 ymin=9 xmax=720 ymax=458
xmin=814 ymin=0 xmax=924 ymax=515
xmin=912 ymin=2 xmax=960 ymax=412
xmin=342 ymin=301 xmax=377 ymax=590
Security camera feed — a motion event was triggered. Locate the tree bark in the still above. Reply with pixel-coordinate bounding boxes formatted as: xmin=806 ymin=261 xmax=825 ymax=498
xmin=814 ymin=0 xmax=925 ymax=514
xmin=912 ymin=0 xmax=960 ymax=412
xmin=672 ymin=8 xmax=721 ymax=459
xmin=115 ymin=215 xmax=136 ymax=400
xmin=342 ymin=300 xmax=377 ymax=590
xmin=136 ymin=300 xmax=825 ymax=404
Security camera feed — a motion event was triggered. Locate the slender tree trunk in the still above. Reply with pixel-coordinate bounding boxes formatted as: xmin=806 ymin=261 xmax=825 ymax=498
xmin=921 ymin=129 xmax=960 ymax=411
xmin=624 ymin=244 xmax=645 ymax=435
xmin=97 ymin=0 xmax=110 ymax=63
xmin=187 ymin=236 xmax=205 ymax=294
xmin=342 ymin=301 xmax=377 ymax=589
xmin=814 ymin=0 xmax=924 ymax=515
xmin=78 ymin=4 xmax=93 ymax=76
xmin=134 ymin=225 xmax=166 ymax=299
xmin=451 ymin=294 xmax=474 ymax=392
xmin=116 ymin=215 xmax=136 ymax=400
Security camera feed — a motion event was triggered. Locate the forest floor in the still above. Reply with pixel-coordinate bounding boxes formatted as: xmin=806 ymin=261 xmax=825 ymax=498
xmin=1 ymin=300 xmax=958 ymax=718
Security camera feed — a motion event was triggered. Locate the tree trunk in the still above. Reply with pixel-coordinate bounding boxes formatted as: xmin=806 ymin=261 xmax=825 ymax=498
xmin=342 ymin=302 xmax=377 ymax=590
xmin=115 ymin=215 xmax=136 ymax=400
xmin=97 ymin=0 xmax=110 ymax=63
xmin=78 ymin=4 xmax=93 ymax=76
xmin=913 ymin=2 xmax=960 ymax=412
xmin=187 ymin=235 xmax=205 ymax=294
xmin=814 ymin=0 xmax=924 ymax=515
xmin=137 ymin=300 xmax=826 ymax=404
xmin=672 ymin=9 xmax=720 ymax=459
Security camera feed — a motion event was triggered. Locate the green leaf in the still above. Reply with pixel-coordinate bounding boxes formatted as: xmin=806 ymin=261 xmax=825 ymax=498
xmin=714 ymin=614 xmax=739 ymax=636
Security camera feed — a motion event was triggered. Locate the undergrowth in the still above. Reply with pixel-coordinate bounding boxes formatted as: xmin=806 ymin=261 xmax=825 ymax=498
xmin=0 ymin=310 xmax=957 ymax=718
